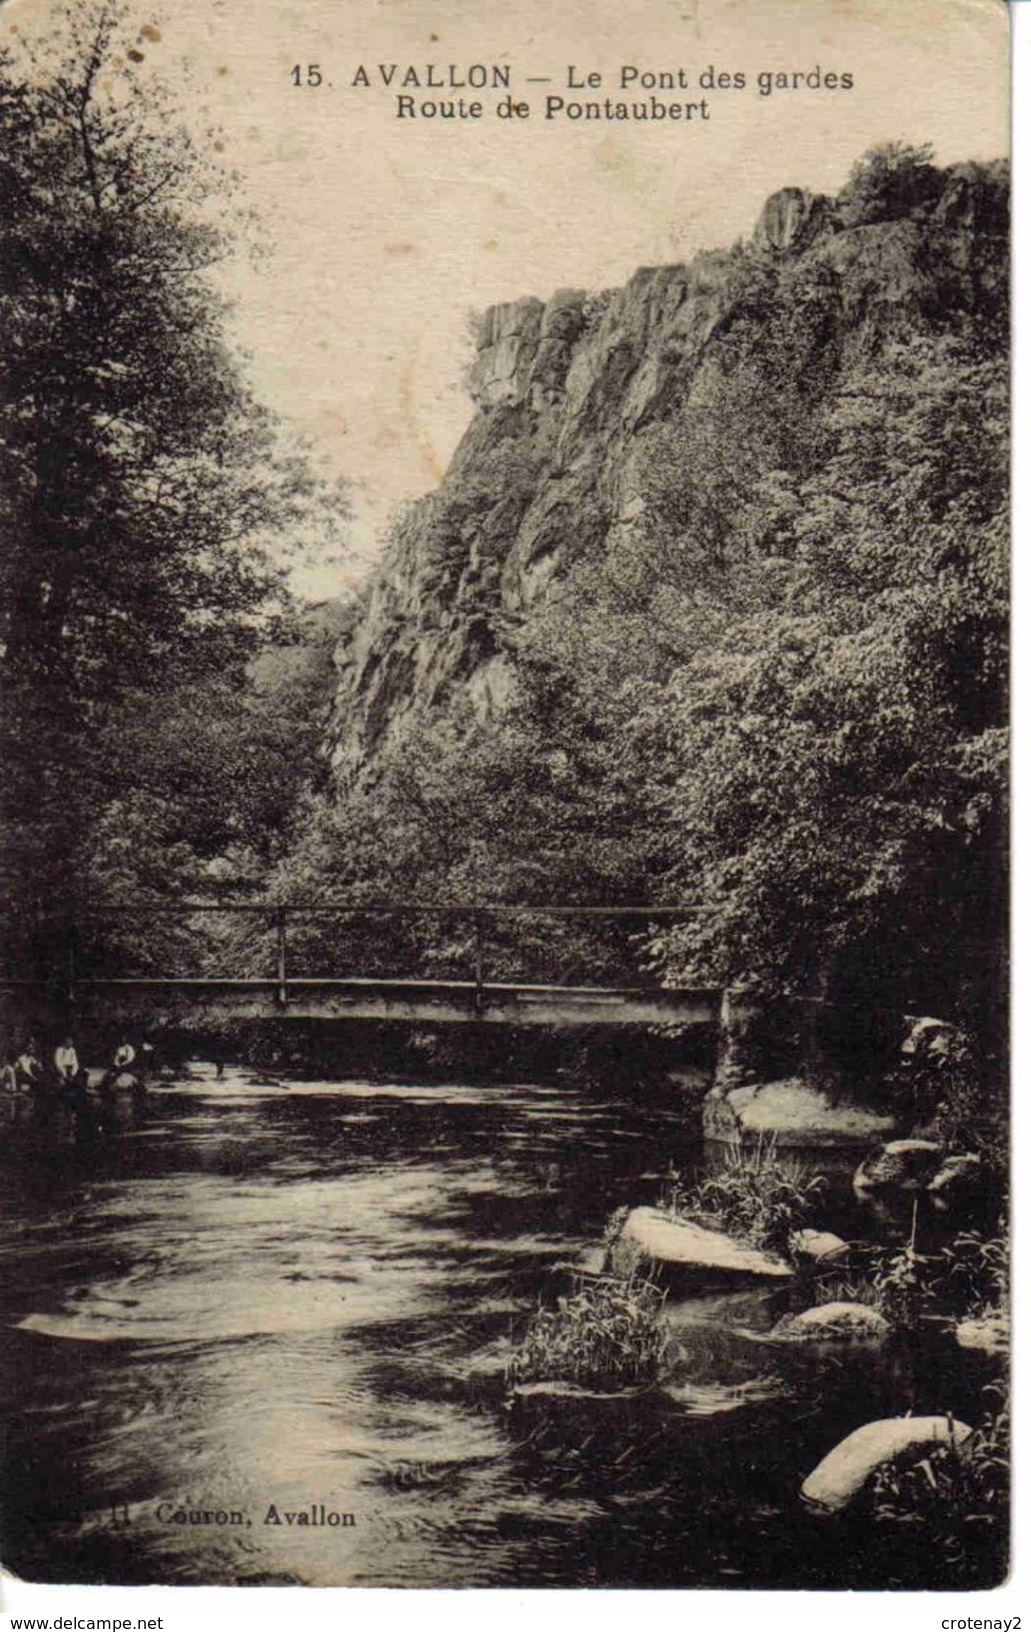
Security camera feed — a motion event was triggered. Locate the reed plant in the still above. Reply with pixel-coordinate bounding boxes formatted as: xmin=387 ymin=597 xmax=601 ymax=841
xmin=507 ymin=1273 xmax=668 ymax=1390
xmin=665 ymin=1135 xmax=826 ymax=1254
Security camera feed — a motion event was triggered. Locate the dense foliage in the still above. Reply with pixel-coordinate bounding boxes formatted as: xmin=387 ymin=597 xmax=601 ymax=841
xmin=872 ymin=1383 xmax=1009 ymax=1588
xmin=0 ymin=3 xmax=348 ymax=975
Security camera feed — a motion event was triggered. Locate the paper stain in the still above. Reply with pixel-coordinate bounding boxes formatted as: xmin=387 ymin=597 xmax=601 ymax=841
xmin=398 ymin=350 xmax=445 ymax=487
xmin=320 ymin=408 xmax=349 ymax=436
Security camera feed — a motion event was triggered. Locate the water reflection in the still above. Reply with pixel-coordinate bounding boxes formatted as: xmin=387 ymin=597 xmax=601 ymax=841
xmin=0 ymin=1067 xmax=998 ymax=1588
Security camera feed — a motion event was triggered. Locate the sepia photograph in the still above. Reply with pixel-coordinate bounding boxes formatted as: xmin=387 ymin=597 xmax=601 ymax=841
xmin=0 ymin=0 xmax=1012 ymax=1599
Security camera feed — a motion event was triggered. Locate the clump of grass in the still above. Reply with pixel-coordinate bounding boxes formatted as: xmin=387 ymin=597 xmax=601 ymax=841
xmin=507 ymin=1273 xmax=668 ymax=1391
xmin=867 ymin=1241 xmax=930 ymax=1332
xmin=813 ymin=1274 xmax=883 ymax=1310
xmin=664 ymin=1135 xmax=826 ymax=1254
xmin=817 ymin=1204 xmax=935 ymax=1332
xmin=871 ymin=1382 xmax=1009 ymax=1586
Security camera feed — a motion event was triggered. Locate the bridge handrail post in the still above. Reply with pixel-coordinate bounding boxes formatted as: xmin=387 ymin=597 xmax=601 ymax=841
xmin=67 ymin=921 xmax=77 ymax=1010
xmin=473 ymin=911 xmax=484 ymax=1016
xmin=276 ymin=908 xmax=289 ymax=1007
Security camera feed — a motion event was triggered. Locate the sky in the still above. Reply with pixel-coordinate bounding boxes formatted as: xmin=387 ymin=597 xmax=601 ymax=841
xmin=3 ymin=0 xmax=1010 ymax=597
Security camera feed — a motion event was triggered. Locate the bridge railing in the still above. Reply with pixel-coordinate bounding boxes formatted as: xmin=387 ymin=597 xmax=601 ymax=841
xmin=7 ymin=901 xmax=699 ymax=1007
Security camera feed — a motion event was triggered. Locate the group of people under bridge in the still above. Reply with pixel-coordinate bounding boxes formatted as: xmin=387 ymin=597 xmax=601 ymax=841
xmin=1 ymin=1035 xmax=150 ymax=1099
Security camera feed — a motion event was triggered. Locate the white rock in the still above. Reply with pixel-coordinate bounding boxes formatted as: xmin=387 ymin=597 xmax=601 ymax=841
xmin=773 ymin=1302 xmax=890 ymax=1342
xmin=618 ymin=1207 xmax=792 ymax=1279
xmin=801 ymin=1416 xmax=973 ymax=1513
xmin=955 ymin=1313 xmax=1009 ymax=1354
xmin=790 ymin=1229 xmax=849 ymax=1262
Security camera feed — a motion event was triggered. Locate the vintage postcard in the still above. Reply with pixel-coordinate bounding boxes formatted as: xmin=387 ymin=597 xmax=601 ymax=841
xmin=0 ymin=0 xmax=1011 ymax=1599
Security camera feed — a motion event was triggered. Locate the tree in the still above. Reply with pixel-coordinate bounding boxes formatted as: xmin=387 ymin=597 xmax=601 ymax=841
xmin=838 ymin=140 xmax=939 ymax=226
xmin=0 ymin=4 xmax=348 ymax=958
xmin=648 ymin=333 xmax=1007 ymax=1049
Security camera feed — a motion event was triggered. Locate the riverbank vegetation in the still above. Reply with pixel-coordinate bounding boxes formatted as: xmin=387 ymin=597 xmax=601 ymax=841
xmin=0 ymin=2 xmax=349 ymax=985
xmin=662 ymin=1136 xmax=826 ymax=1255
xmin=815 ymin=1225 xmax=1009 ymax=1337
xmin=506 ymin=1273 xmax=668 ymax=1391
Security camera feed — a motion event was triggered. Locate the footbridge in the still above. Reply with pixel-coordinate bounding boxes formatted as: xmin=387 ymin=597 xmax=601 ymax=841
xmin=3 ymin=902 xmax=720 ymax=1033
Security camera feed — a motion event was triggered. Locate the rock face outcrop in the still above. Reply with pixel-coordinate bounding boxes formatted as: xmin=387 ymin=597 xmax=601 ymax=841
xmin=324 ymin=160 xmax=1008 ymax=784
xmin=753 ymin=186 xmax=829 ymax=252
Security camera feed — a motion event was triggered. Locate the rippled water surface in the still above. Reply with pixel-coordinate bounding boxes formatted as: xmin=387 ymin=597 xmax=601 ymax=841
xmin=0 ymin=1067 xmax=996 ymax=1588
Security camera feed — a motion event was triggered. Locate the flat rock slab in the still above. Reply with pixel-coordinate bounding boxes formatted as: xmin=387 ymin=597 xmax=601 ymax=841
xmin=801 ymin=1415 xmax=973 ymax=1513
xmin=773 ymin=1301 xmax=890 ymax=1343
xmin=706 ymin=1079 xmax=896 ymax=1147
xmin=619 ymin=1207 xmax=792 ymax=1279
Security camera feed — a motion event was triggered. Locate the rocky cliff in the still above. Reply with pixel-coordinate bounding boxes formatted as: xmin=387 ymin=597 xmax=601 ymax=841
xmin=326 ymin=158 xmax=1007 ymax=783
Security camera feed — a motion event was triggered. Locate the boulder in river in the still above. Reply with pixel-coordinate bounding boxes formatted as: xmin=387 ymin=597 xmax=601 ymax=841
xmin=853 ymin=1139 xmax=943 ymax=1197
xmin=927 ymin=1152 xmax=984 ymax=1212
xmin=955 ymin=1312 xmax=1009 ymax=1355
xmin=772 ymin=1302 xmax=890 ymax=1343
xmin=790 ymin=1228 xmax=849 ymax=1263
xmin=801 ymin=1415 xmax=973 ymax=1513
xmin=609 ymin=1206 xmax=791 ymax=1281
xmin=704 ymin=1077 xmax=896 ymax=1148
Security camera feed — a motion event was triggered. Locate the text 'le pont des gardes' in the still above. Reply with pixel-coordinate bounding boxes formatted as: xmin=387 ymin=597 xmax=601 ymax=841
xmin=298 ymin=62 xmax=856 ymax=122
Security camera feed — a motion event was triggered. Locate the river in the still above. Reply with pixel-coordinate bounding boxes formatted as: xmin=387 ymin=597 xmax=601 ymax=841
xmin=0 ymin=1065 xmax=998 ymax=1590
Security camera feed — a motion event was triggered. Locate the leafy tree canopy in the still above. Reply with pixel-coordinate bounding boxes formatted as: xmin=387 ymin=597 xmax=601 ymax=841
xmin=0 ymin=3 xmax=350 ymax=938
